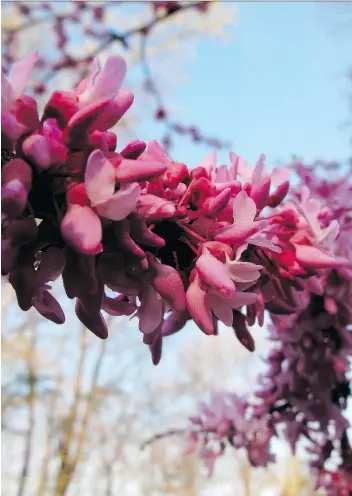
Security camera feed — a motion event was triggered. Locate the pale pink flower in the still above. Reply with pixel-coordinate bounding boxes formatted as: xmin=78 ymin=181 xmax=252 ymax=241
xmin=216 ymin=190 xmax=280 ymax=254
xmin=85 ymin=149 xmax=141 ymax=221
xmin=196 ymin=249 xmax=236 ymax=298
xmin=208 ymin=290 xmax=257 ymax=327
xmin=74 ymin=55 xmax=134 ymax=132
xmin=298 ymin=185 xmax=339 ymax=250
xmin=2 ymin=52 xmax=38 ymax=110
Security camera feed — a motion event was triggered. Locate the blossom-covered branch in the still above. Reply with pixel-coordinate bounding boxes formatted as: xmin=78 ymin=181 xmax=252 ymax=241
xmin=2 ymin=52 xmax=350 ymax=369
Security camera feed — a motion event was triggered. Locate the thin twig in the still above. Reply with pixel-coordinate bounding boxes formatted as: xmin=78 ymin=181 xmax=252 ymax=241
xmin=140 ymin=428 xmax=187 ymax=450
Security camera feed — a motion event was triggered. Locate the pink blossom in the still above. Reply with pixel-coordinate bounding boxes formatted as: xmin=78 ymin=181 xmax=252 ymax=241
xmin=2 ymin=52 xmax=38 ymax=110
xmin=84 ymin=149 xmax=141 ymax=221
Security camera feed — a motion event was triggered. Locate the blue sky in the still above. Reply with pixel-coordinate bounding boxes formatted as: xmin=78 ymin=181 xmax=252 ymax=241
xmin=136 ymin=2 xmax=352 ymax=170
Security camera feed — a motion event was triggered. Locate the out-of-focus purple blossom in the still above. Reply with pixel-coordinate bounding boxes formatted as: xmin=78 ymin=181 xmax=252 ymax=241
xmin=183 ymin=393 xmax=275 ymax=475
xmin=181 ymin=163 xmax=352 ymax=489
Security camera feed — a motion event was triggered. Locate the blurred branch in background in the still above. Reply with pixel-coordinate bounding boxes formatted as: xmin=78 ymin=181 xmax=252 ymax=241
xmin=1 ymin=1 xmax=235 ymax=152
xmin=2 ymin=280 xmax=318 ymax=495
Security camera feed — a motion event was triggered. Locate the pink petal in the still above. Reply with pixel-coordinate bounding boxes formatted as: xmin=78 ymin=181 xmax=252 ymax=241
xmin=120 ymin=140 xmax=147 ymax=159
xmin=146 ymin=140 xmax=170 ymax=163
xmin=75 ymin=57 xmax=101 ymax=95
xmin=102 ymin=295 xmax=136 ymax=316
xmin=196 ymin=252 xmax=235 ymax=298
xmin=237 ymin=156 xmax=253 ymax=184
xmin=197 ymin=151 xmax=217 ymax=176
xmin=34 ymin=290 xmax=65 ymax=325
xmin=233 ymin=190 xmax=257 ymax=223
xmin=214 ymin=180 xmax=242 ymax=194
xmin=1 ymin=180 xmax=28 ymax=218
xmin=252 ymin=154 xmax=266 ymax=184
xmin=233 ymin=311 xmax=255 ymax=352
xmin=8 ymin=52 xmax=38 ymax=100
xmin=318 ymin=220 xmax=339 ymax=248
xmin=250 ymin=174 xmax=271 ymax=209
xmin=247 ymin=234 xmax=282 ymax=253
xmin=1 ymin=71 xmax=13 ymax=108
xmin=162 ymin=310 xmax=189 ymax=337
xmin=36 ymin=247 xmax=66 ymax=285
xmin=66 ymin=98 xmax=110 ymax=144
xmin=1 ymin=110 xmax=27 ymax=140
xmin=227 ymin=261 xmax=263 ymax=283
xmin=136 ymin=194 xmax=175 ymax=220
xmin=115 ymin=159 xmax=167 ymax=183
xmin=147 ymin=253 xmax=186 ymax=312
xmin=295 ymin=245 xmax=350 ymax=269
xmin=228 ymin=291 xmax=258 ymax=308
xmin=75 ymin=301 xmax=108 ymax=339
xmin=129 ymin=214 xmax=165 ymax=248
xmin=138 ymin=285 xmax=163 ymax=334
xmin=22 ymin=135 xmax=51 ymax=170
xmin=61 ymin=204 xmax=103 ymax=255
xmin=215 ymin=222 xmax=264 ymax=244
xmin=79 ymin=55 xmax=127 ymax=106
xmin=85 ymin=149 xmax=115 ymax=205
xmin=267 ymin=181 xmax=289 ymax=208
xmin=186 ymin=273 xmax=214 ymax=335
xmin=209 ymin=294 xmax=233 ymax=326
xmin=95 ymin=182 xmax=140 ymax=220
xmin=203 ymin=188 xmax=232 ymax=217
xmin=271 ymin=167 xmax=291 ymax=186
xmin=213 ymin=164 xmax=229 ymax=183
xmin=149 ymin=330 xmax=163 ymax=366
xmin=94 ymin=90 xmax=134 ymax=131
xmin=228 ymin=152 xmax=239 ymax=180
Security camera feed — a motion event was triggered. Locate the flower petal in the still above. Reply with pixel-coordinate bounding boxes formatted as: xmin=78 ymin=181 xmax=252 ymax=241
xmin=138 ymin=284 xmax=163 ymax=334
xmin=85 ymin=149 xmax=115 ymax=205
xmin=233 ymin=311 xmax=255 ymax=352
xmin=215 ymin=222 xmax=265 ymax=245
xmin=114 ymin=159 xmax=167 ymax=183
xmin=271 ymin=167 xmax=291 ymax=186
xmin=79 ymin=55 xmax=127 ymax=106
xmin=228 ymin=291 xmax=258 ymax=308
xmin=8 ymin=52 xmax=38 ymax=100
xmin=22 ymin=135 xmax=52 ymax=170
xmin=247 ymin=234 xmax=282 ymax=253
xmin=162 ymin=310 xmax=189 ymax=337
xmin=149 ymin=330 xmax=163 ymax=366
xmin=233 ymin=190 xmax=257 ymax=223
xmin=237 ymin=156 xmax=253 ymax=184
xmin=61 ymin=204 xmax=103 ymax=255
xmin=227 ymin=260 xmax=263 ymax=283
xmin=197 ymin=151 xmax=217 ymax=176
xmin=95 ymin=182 xmax=141 ymax=221
xmin=295 ymin=245 xmax=350 ymax=269
xmin=34 ymin=290 xmax=65 ymax=325
xmin=186 ymin=273 xmax=214 ymax=335
xmin=75 ymin=300 xmax=108 ymax=339
xmin=209 ymin=294 xmax=233 ymax=326
xmin=147 ymin=253 xmax=186 ymax=312
xmin=252 ymin=154 xmax=266 ymax=184
xmin=94 ymin=90 xmax=134 ymax=131
xmin=228 ymin=152 xmax=239 ymax=180
xmin=196 ymin=251 xmax=235 ymax=298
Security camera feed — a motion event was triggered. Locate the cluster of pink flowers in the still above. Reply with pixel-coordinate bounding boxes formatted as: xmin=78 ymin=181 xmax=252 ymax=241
xmin=2 ymin=54 xmax=350 ymax=372
xmin=183 ymin=392 xmax=275 ymax=476
xmin=183 ymin=162 xmax=352 ymax=494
